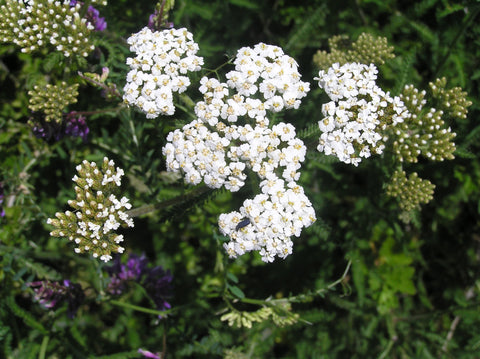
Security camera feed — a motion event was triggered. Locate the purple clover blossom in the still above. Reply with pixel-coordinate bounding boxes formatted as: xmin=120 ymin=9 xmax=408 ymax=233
xmin=28 ymin=280 xmax=85 ymax=318
xmin=70 ymin=0 xmax=107 ymax=31
xmin=65 ymin=114 xmax=89 ymax=142
xmin=138 ymin=349 xmax=161 ymax=359
xmin=147 ymin=11 xmax=157 ymax=30
xmin=31 ymin=112 xmax=90 ymax=143
xmin=31 ymin=116 xmax=64 ymax=142
xmin=107 ymin=254 xmax=173 ymax=313
xmin=106 ymin=253 xmax=149 ymax=295
xmin=0 ymin=182 xmax=5 ymax=218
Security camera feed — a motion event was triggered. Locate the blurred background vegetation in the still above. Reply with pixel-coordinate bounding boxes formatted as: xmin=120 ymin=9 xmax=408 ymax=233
xmin=1 ymin=0 xmax=480 ymax=358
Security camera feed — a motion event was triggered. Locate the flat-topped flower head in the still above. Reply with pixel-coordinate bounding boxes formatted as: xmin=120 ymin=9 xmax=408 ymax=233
xmin=316 ymin=62 xmax=409 ymax=165
xmin=123 ymin=27 xmax=204 ymax=118
xmin=220 ymin=184 xmax=316 ymax=262
xmin=163 ymin=42 xmax=315 ymax=262
xmin=47 ymin=157 xmax=134 ymax=262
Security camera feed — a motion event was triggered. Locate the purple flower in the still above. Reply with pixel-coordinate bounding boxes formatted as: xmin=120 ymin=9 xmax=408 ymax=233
xmin=31 ymin=114 xmax=65 ymax=142
xmin=70 ymin=0 xmax=106 ymax=31
xmin=106 ymin=254 xmax=148 ymax=295
xmin=0 ymin=182 xmax=5 ymax=218
xmin=147 ymin=11 xmax=158 ymax=30
xmin=29 ymin=280 xmax=85 ymax=318
xmin=86 ymin=5 xmax=107 ymax=31
xmin=107 ymin=254 xmax=173 ymax=313
xmin=65 ymin=114 xmax=89 ymax=142
xmin=31 ymin=112 xmax=90 ymax=143
xmin=138 ymin=349 xmax=161 ymax=359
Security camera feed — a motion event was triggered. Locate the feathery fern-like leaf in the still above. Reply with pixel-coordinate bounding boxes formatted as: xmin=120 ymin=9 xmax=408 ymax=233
xmin=5 ymin=296 xmax=47 ymax=334
xmin=393 ymin=50 xmax=416 ymax=95
xmin=284 ymin=4 xmax=327 ymax=54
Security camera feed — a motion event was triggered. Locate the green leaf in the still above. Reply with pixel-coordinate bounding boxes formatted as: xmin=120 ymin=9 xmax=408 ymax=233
xmin=228 ymin=284 xmax=245 ymax=299
xmin=228 ymin=0 xmax=260 ymax=10
xmin=226 ymin=271 xmax=239 ymax=284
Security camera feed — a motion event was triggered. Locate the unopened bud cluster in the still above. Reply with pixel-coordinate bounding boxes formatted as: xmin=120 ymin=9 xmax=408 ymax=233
xmin=47 ymin=157 xmax=134 ymax=262
xmin=123 ymin=27 xmax=204 ymax=118
xmin=385 ymin=170 xmax=435 ymax=212
xmin=313 ymin=33 xmax=395 ymax=70
xmin=221 ymin=302 xmax=299 ymax=328
xmin=315 ymin=62 xmax=409 ymax=166
xmin=163 ymin=42 xmax=315 ymax=262
xmin=429 ymin=77 xmax=472 ymax=120
xmin=390 ymin=84 xmax=456 ymax=163
xmin=28 ymin=82 xmax=79 ymax=123
xmin=0 ymin=0 xmax=96 ymax=57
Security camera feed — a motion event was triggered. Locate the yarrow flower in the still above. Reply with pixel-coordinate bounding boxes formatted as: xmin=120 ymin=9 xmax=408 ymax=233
xmin=28 ymin=82 xmax=79 ymax=124
xmin=123 ymin=27 xmax=203 ymax=118
xmin=220 ymin=183 xmax=316 ymax=263
xmin=106 ymin=254 xmax=173 ymax=313
xmin=28 ymin=280 xmax=85 ymax=318
xmin=0 ymin=0 xmax=96 ymax=57
xmin=163 ymin=42 xmax=315 ymax=262
xmin=390 ymin=84 xmax=458 ymax=163
xmin=47 ymin=157 xmax=134 ymax=262
xmin=315 ymin=62 xmax=409 ymax=166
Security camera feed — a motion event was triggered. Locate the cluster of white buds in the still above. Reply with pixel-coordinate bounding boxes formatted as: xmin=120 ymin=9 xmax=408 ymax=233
xmin=123 ymin=27 xmax=204 ymax=118
xmin=47 ymin=157 xmax=134 ymax=262
xmin=315 ymin=62 xmax=409 ymax=166
xmin=0 ymin=0 xmax=96 ymax=57
xmin=163 ymin=43 xmax=315 ymax=262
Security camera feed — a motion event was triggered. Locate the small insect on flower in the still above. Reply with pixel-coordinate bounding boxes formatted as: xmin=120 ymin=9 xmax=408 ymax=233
xmin=235 ymin=218 xmax=251 ymax=231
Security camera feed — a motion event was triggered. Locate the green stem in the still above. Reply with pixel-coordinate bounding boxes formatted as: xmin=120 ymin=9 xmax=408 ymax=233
xmin=109 ymin=299 xmax=173 ymax=317
xmin=377 ymin=339 xmax=395 ymax=359
xmin=67 ymin=108 xmax=122 ymax=118
xmin=126 ymin=185 xmax=211 ymax=217
xmin=38 ymin=335 xmax=50 ymax=359
xmin=236 ymin=260 xmax=352 ymax=306
xmin=203 ymin=58 xmax=234 ymax=77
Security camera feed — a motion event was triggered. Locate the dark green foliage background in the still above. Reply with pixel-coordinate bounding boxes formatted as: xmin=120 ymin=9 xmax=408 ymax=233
xmin=1 ymin=0 xmax=480 ymax=358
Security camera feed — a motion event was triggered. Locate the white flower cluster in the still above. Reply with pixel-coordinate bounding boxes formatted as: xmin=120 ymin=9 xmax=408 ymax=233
xmin=191 ymin=42 xmax=310 ymax=128
xmin=163 ymin=43 xmax=315 ymax=262
xmin=47 ymin=158 xmax=134 ymax=262
xmin=220 ymin=182 xmax=316 ymax=263
xmin=0 ymin=0 xmax=95 ymax=57
xmin=316 ymin=62 xmax=409 ymax=166
xmin=123 ymin=27 xmax=204 ymax=118
xmin=164 ymin=121 xmax=308 ymax=191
